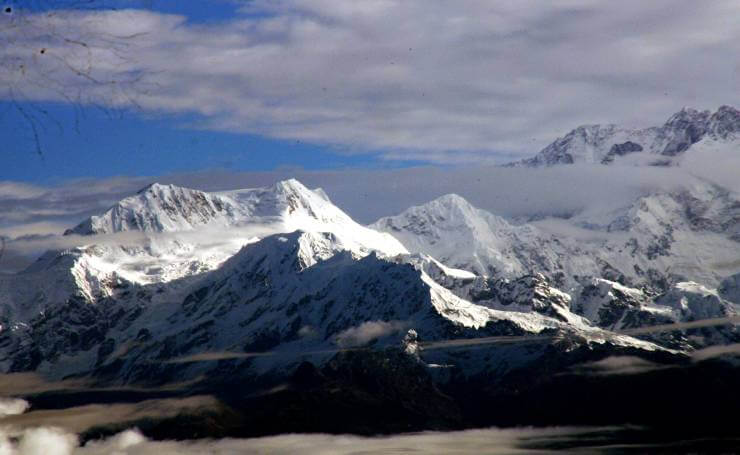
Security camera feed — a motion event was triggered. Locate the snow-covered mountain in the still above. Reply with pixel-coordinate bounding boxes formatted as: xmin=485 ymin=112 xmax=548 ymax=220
xmin=64 ymin=183 xmax=242 ymax=236
xmin=510 ymin=105 xmax=740 ymax=167
xmin=0 ymin=178 xmax=687 ymax=384
xmin=0 ymin=180 xmax=405 ymax=327
xmin=573 ymin=277 xmax=738 ymax=348
xmin=372 ymin=183 xmax=740 ymax=293
xmin=65 ymin=179 xmax=401 ymax=247
xmin=67 ymin=179 xmax=404 ymax=281
xmin=0 ymin=174 xmax=737 ymax=421
xmin=371 ymin=194 xmax=551 ymax=278
xmin=0 ymin=229 xmax=666 ymax=383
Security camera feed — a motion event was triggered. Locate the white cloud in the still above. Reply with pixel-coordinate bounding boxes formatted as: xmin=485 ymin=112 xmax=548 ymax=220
xmin=0 ymin=398 xmax=29 ymax=417
xmin=2 ymin=1 xmax=740 ymax=162
xmin=15 ymin=428 xmax=77 ymax=455
xmin=0 ymin=390 xmax=630 ymax=454
xmin=0 ymin=395 xmax=221 ymax=437
xmin=569 ymin=356 xmax=673 ymax=376
xmin=335 ymin=320 xmax=406 ymax=347
xmin=682 ymin=141 xmax=740 ymax=194
xmin=0 ymin=183 xmax=46 ymax=201
xmin=0 ymin=425 xmax=620 ymax=454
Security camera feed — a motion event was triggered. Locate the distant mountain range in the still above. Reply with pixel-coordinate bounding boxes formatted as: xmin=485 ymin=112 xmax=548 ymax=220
xmin=1 ymin=109 xmax=738 ymax=437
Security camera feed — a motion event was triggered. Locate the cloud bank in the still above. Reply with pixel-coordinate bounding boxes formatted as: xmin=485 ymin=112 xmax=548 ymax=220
xmin=568 ymin=356 xmax=674 ymax=376
xmin=0 ymin=424 xmax=631 ymax=455
xmin=2 ymin=1 xmax=740 ymax=162
xmin=0 ymin=395 xmax=220 ymax=435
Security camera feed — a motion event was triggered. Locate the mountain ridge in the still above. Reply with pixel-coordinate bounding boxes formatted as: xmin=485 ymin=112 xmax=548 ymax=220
xmin=373 ymin=184 xmax=740 ymax=293
xmin=2 ymin=175 xmax=739 ymax=439
xmin=508 ymin=105 xmax=740 ymax=167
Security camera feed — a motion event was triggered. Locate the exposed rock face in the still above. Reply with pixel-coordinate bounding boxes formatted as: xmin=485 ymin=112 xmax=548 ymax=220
xmin=570 ymin=278 xmax=739 ymax=349
xmin=601 ymin=141 xmax=644 ymax=164
xmin=658 ymin=108 xmax=711 ymax=156
xmin=719 ymin=273 xmax=740 ymax=304
xmin=709 ymin=105 xmax=740 ymax=139
xmin=463 ymin=274 xmax=575 ymax=322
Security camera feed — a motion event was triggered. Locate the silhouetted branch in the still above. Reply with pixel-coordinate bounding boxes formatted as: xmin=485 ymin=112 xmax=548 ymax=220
xmin=1 ymin=0 xmax=155 ymax=156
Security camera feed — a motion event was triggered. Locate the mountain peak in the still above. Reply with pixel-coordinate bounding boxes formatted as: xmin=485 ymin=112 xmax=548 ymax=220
xmin=272 ymin=178 xmax=308 ymax=194
xmin=377 ymin=194 xmax=482 ymax=230
xmin=428 ymin=193 xmax=476 ymax=211
xmin=136 ymin=182 xmax=168 ymax=194
xmin=63 ymin=178 xmax=407 ymax=264
xmin=65 ymin=183 xmax=231 ymax=236
xmin=515 ymin=105 xmax=738 ymax=167
xmin=663 ymin=106 xmax=710 ymax=130
xmin=271 ymin=179 xmax=326 ymax=216
xmin=668 ymin=106 xmax=710 ymax=119
xmin=371 ymin=195 xmax=533 ymax=276
xmin=572 ymin=123 xmax=618 ymax=135
xmin=709 ymin=105 xmax=740 ymax=139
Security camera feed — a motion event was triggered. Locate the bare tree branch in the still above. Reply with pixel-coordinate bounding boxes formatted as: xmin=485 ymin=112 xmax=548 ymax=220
xmin=1 ymin=0 xmax=156 ymax=156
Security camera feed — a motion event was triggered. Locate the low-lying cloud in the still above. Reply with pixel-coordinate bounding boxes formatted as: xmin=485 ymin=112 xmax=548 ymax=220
xmin=0 ymin=374 xmax=88 ymax=397
xmin=165 ymin=351 xmax=272 ymax=364
xmin=0 ymin=424 xmax=637 ymax=454
xmin=421 ymin=334 xmax=554 ymax=351
xmin=620 ymin=315 xmax=740 ymax=336
xmin=568 ymin=356 xmax=673 ymax=376
xmin=0 ymin=398 xmax=29 ymax=417
xmin=0 ymin=395 xmax=220 ymax=435
xmin=335 ymin=320 xmax=407 ymax=348
xmin=7 ymin=427 xmax=78 ymax=455
xmin=691 ymin=343 xmax=740 ymax=362
xmin=8 ymin=388 xmax=611 ymax=454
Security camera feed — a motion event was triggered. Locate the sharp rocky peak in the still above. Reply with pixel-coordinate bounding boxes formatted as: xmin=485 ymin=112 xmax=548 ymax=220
xmin=709 ymin=105 xmax=740 ymax=138
xmin=136 ymin=182 xmax=171 ymax=194
xmin=664 ymin=107 xmax=711 ymax=125
xmin=421 ymin=193 xmax=477 ymax=214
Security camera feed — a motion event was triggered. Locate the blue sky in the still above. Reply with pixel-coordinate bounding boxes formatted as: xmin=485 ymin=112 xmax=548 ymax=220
xmin=4 ymin=0 xmax=412 ymax=183
xmin=2 ymin=0 xmax=739 ymax=184
xmin=2 ymin=101 xmax=422 ymax=183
